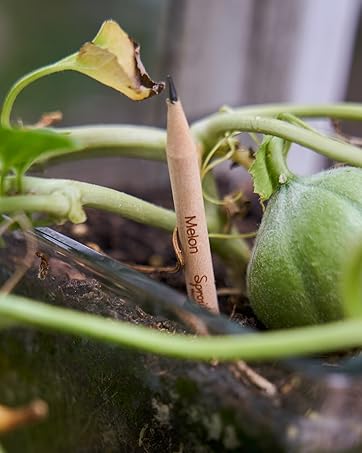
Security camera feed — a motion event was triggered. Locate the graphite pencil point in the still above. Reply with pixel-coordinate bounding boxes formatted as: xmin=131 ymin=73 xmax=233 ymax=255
xmin=167 ymin=75 xmax=178 ymax=103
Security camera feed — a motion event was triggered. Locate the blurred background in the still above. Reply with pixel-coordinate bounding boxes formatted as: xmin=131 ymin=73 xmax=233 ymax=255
xmin=0 ymin=0 xmax=361 ymax=192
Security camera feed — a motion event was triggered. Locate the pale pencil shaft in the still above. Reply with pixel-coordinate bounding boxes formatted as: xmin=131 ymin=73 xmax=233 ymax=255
xmin=166 ymin=100 xmax=219 ymax=313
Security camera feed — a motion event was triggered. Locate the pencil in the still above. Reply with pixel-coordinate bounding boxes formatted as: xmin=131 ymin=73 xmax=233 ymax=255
xmin=166 ymin=77 xmax=219 ymax=314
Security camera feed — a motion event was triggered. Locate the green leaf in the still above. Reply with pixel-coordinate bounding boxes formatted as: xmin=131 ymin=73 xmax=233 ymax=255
xmin=248 ymin=136 xmax=274 ymax=201
xmin=0 ymin=127 xmax=77 ymax=191
xmin=248 ymin=136 xmax=293 ymax=201
xmin=341 ymin=236 xmax=362 ymax=319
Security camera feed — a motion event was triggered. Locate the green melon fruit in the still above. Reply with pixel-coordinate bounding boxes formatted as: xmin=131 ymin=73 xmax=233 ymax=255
xmin=247 ymin=166 xmax=362 ymax=328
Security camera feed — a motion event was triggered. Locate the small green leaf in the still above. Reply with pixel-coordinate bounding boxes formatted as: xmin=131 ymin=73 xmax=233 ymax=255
xmin=249 ymin=136 xmax=274 ymax=201
xmin=341 ymin=236 xmax=362 ymax=319
xmin=249 ymin=136 xmax=292 ymax=201
xmin=0 ymin=127 xmax=77 ymax=191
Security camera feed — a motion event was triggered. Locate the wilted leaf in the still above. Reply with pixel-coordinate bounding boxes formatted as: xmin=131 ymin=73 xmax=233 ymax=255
xmin=0 ymin=127 xmax=77 ymax=182
xmin=59 ymin=20 xmax=165 ymax=100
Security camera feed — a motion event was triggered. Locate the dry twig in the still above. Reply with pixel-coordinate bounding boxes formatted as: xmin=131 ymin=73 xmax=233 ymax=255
xmin=229 ymin=361 xmax=277 ymax=397
xmin=0 ymin=400 xmax=48 ymax=433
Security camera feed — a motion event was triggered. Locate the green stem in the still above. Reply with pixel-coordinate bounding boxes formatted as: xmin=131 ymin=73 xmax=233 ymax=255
xmin=277 ymin=112 xmax=320 ymax=133
xmin=42 ymin=125 xmax=167 ymax=164
xmin=193 ymin=103 xmax=362 ymax=131
xmin=38 ymin=105 xmax=362 ymax=168
xmin=1 ymin=294 xmax=362 ymax=361
xmin=0 ymin=193 xmax=70 ymax=216
xmin=78 ymin=178 xmax=250 ymax=265
xmin=39 ymin=104 xmax=362 ymax=166
xmin=1 ymin=62 xmax=71 ymax=128
xmin=267 ymin=136 xmax=294 ymax=184
xmin=193 ymin=114 xmax=362 ymax=167
xmin=21 ymin=177 xmax=175 ymax=231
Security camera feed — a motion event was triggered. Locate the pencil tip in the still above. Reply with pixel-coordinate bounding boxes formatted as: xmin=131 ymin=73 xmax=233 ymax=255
xmin=167 ymin=75 xmax=178 ymax=103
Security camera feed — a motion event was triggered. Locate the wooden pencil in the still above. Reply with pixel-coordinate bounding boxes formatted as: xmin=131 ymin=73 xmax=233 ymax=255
xmin=166 ymin=77 xmax=219 ymax=314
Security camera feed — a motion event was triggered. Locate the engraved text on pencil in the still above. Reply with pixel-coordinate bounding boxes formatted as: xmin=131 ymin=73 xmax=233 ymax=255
xmin=185 ymin=215 xmax=199 ymax=254
xmin=190 ymin=274 xmax=207 ymax=305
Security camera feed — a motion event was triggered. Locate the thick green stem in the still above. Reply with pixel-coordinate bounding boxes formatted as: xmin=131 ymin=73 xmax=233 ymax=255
xmin=193 ymin=114 xmax=362 ymax=167
xmin=1 ymin=63 xmax=71 ymax=128
xmin=231 ymin=103 xmax=362 ymax=119
xmin=42 ymin=125 xmax=167 ymax=164
xmin=0 ymin=193 xmax=70 ymax=217
xmin=1 ymin=294 xmax=362 ymax=361
xmin=19 ymin=176 xmax=175 ymax=230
